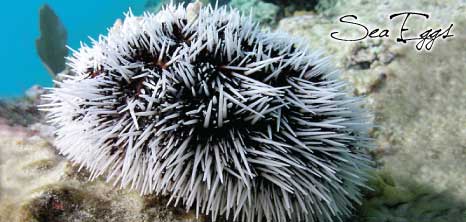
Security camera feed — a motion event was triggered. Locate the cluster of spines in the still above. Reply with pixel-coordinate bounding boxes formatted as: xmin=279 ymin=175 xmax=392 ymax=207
xmin=41 ymin=3 xmax=372 ymax=222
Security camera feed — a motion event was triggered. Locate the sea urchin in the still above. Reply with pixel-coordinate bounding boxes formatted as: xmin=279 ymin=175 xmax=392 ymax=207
xmin=42 ymin=3 xmax=372 ymax=222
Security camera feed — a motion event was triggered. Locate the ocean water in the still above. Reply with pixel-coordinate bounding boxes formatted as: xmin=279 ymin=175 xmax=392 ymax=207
xmin=0 ymin=0 xmax=147 ymax=97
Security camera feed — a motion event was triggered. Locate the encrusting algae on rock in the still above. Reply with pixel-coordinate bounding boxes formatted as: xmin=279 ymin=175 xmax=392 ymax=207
xmin=0 ymin=119 xmax=202 ymax=222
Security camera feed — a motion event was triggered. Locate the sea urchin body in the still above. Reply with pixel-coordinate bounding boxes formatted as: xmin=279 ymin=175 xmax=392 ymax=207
xmin=42 ymin=3 xmax=372 ymax=222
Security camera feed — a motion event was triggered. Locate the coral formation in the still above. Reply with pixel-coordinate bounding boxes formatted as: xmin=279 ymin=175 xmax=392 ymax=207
xmin=35 ymin=4 xmax=68 ymax=77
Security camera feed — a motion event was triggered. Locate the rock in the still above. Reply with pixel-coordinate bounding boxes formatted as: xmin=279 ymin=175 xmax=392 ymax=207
xmin=230 ymin=0 xmax=279 ymax=25
xmin=345 ymin=40 xmax=398 ymax=70
xmin=36 ymin=4 xmax=68 ymax=77
xmin=0 ymin=122 xmax=204 ymax=222
xmin=262 ymin=0 xmax=318 ymax=16
xmin=0 ymin=85 xmax=46 ymax=126
xmin=373 ymin=35 xmax=466 ymax=197
xmin=353 ymin=171 xmax=466 ymax=222
xmin=0 ymin=100 xmax=42 ymax=127
xmin=25 ymin=85 xmax=46 ymax=101
xmin=276 ymin=0 xmax=466 ymax=212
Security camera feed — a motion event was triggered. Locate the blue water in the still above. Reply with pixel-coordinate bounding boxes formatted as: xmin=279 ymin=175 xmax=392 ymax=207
xmin=0 ymin=1 xmax=146 ymax=97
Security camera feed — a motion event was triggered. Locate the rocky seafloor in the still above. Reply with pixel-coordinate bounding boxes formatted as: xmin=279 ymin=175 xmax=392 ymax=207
xmin=1 ymin=0 xmax=466 ymax=221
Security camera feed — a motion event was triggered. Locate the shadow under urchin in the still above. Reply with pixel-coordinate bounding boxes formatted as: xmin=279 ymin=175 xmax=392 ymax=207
xmin=41 ymin=3 xmax=373 ymax=222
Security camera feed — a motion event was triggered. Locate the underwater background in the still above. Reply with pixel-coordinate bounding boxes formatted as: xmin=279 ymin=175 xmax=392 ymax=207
xmin=0 ymin=0 xmax=145 ymax=97
xmin=0 ymin=0 xmax=465 ymax=221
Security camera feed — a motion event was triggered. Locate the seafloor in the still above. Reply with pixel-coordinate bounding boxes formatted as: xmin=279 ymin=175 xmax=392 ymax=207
xmin=1 ymin=0 xmax=465 ymax=221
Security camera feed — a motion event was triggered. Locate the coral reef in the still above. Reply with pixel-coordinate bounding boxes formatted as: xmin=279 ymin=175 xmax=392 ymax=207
xmin=35 ymin=4 xmax=68 ymax=77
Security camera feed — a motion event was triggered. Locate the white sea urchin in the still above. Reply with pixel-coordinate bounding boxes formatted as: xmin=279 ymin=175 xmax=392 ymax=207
xmin=42 ymin=3 xmax=372 ymax=222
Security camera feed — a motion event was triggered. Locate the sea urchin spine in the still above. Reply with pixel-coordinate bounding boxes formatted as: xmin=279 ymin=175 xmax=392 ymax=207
xmin=42 ymin=3 xmax=373 ymax=222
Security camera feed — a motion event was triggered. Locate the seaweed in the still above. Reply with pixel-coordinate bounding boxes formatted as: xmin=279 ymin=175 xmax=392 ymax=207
xmin=35 ymin=4 xmax=68 ymax=77
xmin=353 ymin=171 xmax=466 ymax=222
